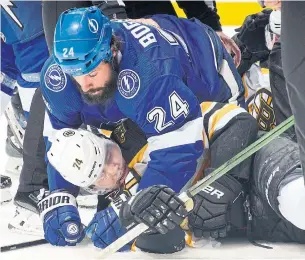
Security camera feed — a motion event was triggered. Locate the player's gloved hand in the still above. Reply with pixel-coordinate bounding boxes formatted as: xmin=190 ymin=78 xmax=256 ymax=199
xmin=119 ymin=185 xmax=188 ymax=234
xmin=86 ymin=205 xmax=132 ymax=251
xmin=188 ymin=169 xmax=244 ymax=239
xmin=232 ymin=9 xmax=273 ymax=75
xmin=38 ymin=190 xmax=85 ymax=246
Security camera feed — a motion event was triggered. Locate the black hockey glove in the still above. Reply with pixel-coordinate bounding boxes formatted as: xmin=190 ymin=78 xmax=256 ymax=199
xmin=188 ymin=170 xmax=245 ymax=239
xmin=92 ymin=1 xmax=128 ymax=20
xmin=232 ymin=9 xmax=272 ymax=75
xmin=119 ymin=185 xmax=188 ymax=235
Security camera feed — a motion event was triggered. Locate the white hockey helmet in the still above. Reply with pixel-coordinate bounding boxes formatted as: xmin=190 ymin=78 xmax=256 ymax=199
xmin=265 ymin=10 xmax=281 ymax=50
xmin=269 ymin=10 xmax=281 ymax=36
xmin=48 ymin=128 xmax=127 ymax=195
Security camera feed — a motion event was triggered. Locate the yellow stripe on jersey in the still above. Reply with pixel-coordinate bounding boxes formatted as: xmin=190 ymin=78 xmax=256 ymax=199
xmin=100 ymin=129 xmax=112 ymax=137
xmin=125 ymin=177 xmax=138 ymax=190
xmin=128 ymin=143 xmax=148 ymax=169
xmin=200 ymin=102 xmax=214 ymax=115
xmin=209 ymin=104 xmax=241 ymax=139
xmin=201 ymin=102 xmax=248 ymax=141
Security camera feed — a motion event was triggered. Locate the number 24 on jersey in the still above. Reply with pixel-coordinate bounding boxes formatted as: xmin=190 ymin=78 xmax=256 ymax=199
xmin=147 ymin=91 xmax=189 ymax=133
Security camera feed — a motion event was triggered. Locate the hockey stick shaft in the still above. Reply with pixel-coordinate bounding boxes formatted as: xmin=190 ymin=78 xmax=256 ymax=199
xmin=187 ymin=115 xmax=294 ymax=197
xmin=0 ymin=239 xmax=47 ymax=252
xmin=100 ymin=116 xmax=294 ymax=258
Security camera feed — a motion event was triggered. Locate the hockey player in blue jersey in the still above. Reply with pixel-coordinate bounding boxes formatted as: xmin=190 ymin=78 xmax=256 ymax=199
xmin=1 ymin=1 xmax=48 ymax=115
xmin=39 ymin=7 xmax=249 ymax=251
xmin=1 ymin=1 xmax=49 ymax=230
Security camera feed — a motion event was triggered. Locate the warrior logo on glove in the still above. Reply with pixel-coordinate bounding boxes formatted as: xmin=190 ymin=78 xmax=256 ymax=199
xmin=38 ymin=194 xmax=71 ymax=213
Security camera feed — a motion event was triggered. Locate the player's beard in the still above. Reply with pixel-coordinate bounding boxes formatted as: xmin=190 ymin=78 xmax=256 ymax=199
xmin=76 ymin=57 xmax=120 ymax=105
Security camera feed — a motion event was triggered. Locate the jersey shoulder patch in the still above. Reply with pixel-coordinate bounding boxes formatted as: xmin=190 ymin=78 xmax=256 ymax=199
xmin=43 ymin=62 xmax=67 ymax=92
xmin=40 ymin=56 xmax=83 ymax=117
xmin=117 ymin=69 xmax=141 ymax=99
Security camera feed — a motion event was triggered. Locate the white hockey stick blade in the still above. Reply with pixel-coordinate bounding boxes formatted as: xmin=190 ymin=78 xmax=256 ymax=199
xmin=99 ymin=193 xmax=191 ymax=258
xmin=99 ymin=222 xmax=149 ymax=257
xmin=98 ymin=193 xmax=191 ymax=257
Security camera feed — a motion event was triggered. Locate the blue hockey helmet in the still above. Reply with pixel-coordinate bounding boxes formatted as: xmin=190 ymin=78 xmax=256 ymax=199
xmin=53 ymin=6 xmax=113 ymax=76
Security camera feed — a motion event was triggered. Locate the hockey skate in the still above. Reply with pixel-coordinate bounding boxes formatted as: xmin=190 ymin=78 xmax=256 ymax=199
xmin=8 ymin=189 xmax=47 ymax=236
xmin=0 ymin=175 xmax=12 ymax=204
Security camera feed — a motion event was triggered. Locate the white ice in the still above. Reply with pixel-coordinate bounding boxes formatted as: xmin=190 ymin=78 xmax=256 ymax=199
xmin=0 ymin=27 xmax=304 ymax=260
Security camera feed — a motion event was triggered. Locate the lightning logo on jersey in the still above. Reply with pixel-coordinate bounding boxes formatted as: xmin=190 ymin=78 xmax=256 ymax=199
xmin=118 ymin=70 xmax=141 ymax=99
xmin=1 ymin=1 xmax=23 ymax=30
xmin=49 ymin=74 xmax=62 ymax=82
xmin=44 ymin=64 xmax=67 ymax=92
xmin=88 ymin=18 xmax=98 ymax=34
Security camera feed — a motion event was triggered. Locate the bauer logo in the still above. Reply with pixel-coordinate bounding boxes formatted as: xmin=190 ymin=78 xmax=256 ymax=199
xmin=67 ymin=223 xmax=79 ymax=235
xmin=44 ymin=64 xmax=67 ymax=92
xmin=202 ymin=185 xmax=224 ymax=199
xmin=118 ymin=69 xmax=140 ymax=99
xmin=63 ymin=130 xmax=75 ymax=137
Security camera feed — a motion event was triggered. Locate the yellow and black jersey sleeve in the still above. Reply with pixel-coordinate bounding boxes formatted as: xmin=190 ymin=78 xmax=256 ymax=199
xmin=110 ymin=119 xmax=148 ymax=196
xmin=249 ymin=87 xmax=276 ymax=131
xmin=110 ymin=119 xmax=148 ymax=166
xmin=200 ymin=102 xmax=249 ymax=145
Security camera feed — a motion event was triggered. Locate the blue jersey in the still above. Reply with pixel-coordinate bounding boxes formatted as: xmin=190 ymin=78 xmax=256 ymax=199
xmin=1 ymin=42 xmax=17 ymax=96
xmin=1 ymin=1 xmax=49 ymax=115
xmin=41 ymin=16 xmax=245 ymax=194
xmin=1 ymin=1 xmax=44 ymax=45
xmin=1 ymin=1 xmax=48 ymax=90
